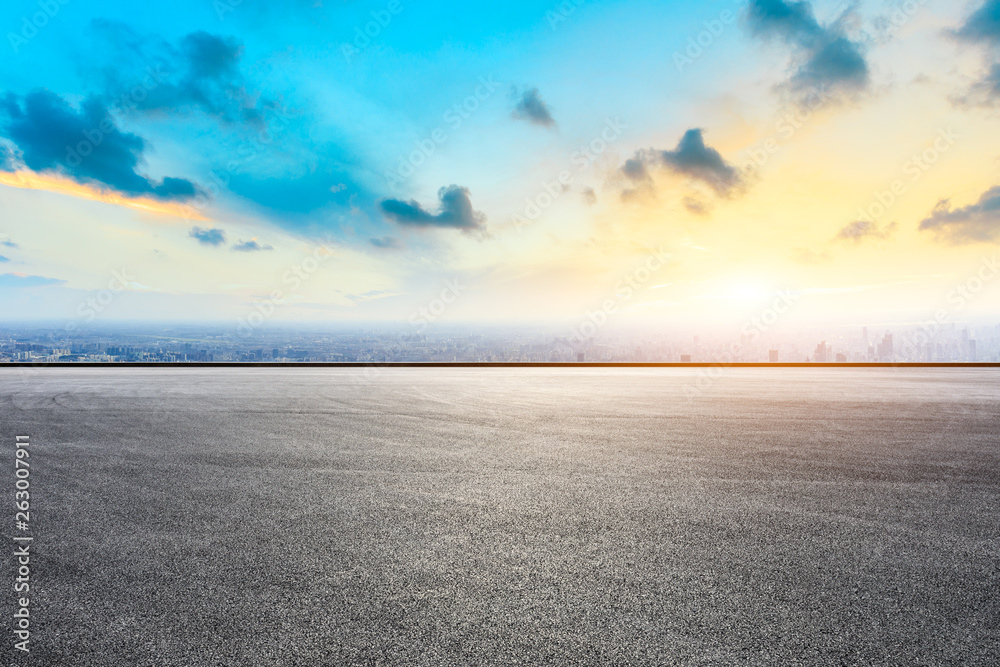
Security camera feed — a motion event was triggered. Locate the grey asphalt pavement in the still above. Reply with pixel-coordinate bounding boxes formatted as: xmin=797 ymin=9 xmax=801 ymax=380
xmin=1 ymin=368 xmax=998 ymax=665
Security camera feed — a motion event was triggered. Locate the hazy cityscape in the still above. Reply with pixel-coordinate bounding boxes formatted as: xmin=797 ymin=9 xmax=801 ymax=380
xmin=1 ymin=321 xmax=996 ymax=363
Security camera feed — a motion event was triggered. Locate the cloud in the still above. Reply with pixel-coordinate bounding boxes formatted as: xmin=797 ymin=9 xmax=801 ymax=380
xmin=380 ymin=185 xmax=487 ymax=233
xmin=0 ymin=143 xmax=14 ymax=170
xmin=347 ymin=289 xmax=399 ymax=303
xmin=83 ymin=23 xmax=367 ymax=223
xmin=581 ymin=187 xmax=597 ymax=206
xmin=94 ymin=23 xmax=273 ymax=128
xmin=0 ymin=273 xmax=66 ymax=287
xmin=953 ymin=0 xmax=1000 ymax=45
xmin=621 ymin=157 xmax=650 ymax=182
xmin=683 ymin=196 xmax=709 ymax=215
xmin=622 ymin=129 xmax=742 ymax=197
xmin=790 ymin=247 xmax=832 ymax=264
xmin=0 ymin=90 xmax=201 ymax=201
xmin=660 ymin=129 xmax=742 ymax=194
xmin=189 ymin=226 xmax=226 ymax=246
xmin=511 ymin=87 xmax=556 ymax=128
xmin=918 ymin=186 xmax=1000 ymax=243
xmin=975 ymin=63 xmax=1000 ymax=98
xmin=951 ymin=2 xmax=1000 ymax=103
xmin=835 ymin=219 xmax=897 ymax=242
xmin=369 ymin=236 xmax=402 ymax=249
xmin=232 ymin=239 xmax=274 ymax=252
xmin=745 ymin=0 xmax=869 ymax=100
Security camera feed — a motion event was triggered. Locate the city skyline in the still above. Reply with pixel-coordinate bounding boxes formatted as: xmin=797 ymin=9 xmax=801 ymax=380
xmin=2 ymin=319 xmax=995 ymax=363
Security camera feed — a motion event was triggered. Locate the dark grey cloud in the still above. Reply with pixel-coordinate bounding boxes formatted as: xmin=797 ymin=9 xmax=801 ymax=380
xmin=656 ymin=129 xmax=741 ymax=195
xmin=836 ymin=219 xmax=897 ymax=242
xmin=617 ymin=129 xmax=742 ymax=200
xmin=380 ymin=185 xmax=487 ymax=233
xmin=369 ymin=236 xmax=402 ymax=249
xmin=951 ymin=3 xmax=1000 ymax=103
xmin=232 ymin=239 xmax=274 ymax=252
xmin=581 ymin=187 xmax=597 ymax=206
xmin=918 ymin=186 xmax=1000 ymax=243
xmin=0 ymin=90 xmax=201 ymax=201
xmin=745 ymin=0 xmax=869 ymax=98
xmin=189 ymin=226 xmax=226 ymax=246
xmin=747 ymin=0 xmax=823 ymax=42
xmin=953 ymin=0 xmax=1000 ymax=45
xmin=93 ymin=22 xmax=272 ymax=127
xmin=683 ymin=196 xmax=709 ymax=215
xmin=660 ymin=129 xmax=741 ymax=194
xmin=621 ymin=157 xmax=650 ymax=182
xmin=978 ymin=63 xmax=1000 ymax=98
xmin=511 ymin=87 xmax=556 ymax=128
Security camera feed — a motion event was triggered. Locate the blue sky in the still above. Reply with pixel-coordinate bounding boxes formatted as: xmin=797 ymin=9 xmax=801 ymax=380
xmin=2 ymin=0 xmax=1000 ymax=331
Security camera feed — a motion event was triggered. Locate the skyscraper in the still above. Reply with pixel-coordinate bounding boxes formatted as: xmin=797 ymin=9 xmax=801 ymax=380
xmin=876 ymin=334 xmax=893 ymax=361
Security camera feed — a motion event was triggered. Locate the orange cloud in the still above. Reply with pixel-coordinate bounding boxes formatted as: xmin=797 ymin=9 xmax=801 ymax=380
xmin=0 ymin=170 xmax=208 ymax=221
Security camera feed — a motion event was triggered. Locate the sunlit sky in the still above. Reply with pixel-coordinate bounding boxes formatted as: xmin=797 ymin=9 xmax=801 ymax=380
xmin=2 ymin=0 xmax=1000 ymax=331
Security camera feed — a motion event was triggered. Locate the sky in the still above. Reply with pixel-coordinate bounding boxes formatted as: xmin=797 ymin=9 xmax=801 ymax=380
xmin=2 ymin=0 xmax=1000 ymax=335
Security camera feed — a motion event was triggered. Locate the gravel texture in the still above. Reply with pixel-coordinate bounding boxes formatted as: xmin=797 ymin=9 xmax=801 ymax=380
xmin=1 ymin=367 xmax=998 ymax=666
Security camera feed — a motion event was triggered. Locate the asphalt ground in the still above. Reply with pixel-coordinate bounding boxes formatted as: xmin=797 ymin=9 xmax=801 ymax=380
xmin=1 ymin=367 xmax=998 ymax=665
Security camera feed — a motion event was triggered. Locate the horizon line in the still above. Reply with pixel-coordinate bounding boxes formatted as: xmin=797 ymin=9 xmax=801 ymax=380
xmin=3 ymin=362 xmax=999 ymax=369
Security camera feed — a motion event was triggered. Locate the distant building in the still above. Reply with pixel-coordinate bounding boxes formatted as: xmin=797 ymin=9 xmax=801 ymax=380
xmin=577 ymin=352 xmax=585 ymax=362
xmin=680 ymin=354 xmax=691 ymax=363
xmin=876 ymin=333 xmax=893 ymax=361
xmin=836 ymin=353 xmax=847 ymax=363
xmin=768 ymin=349 xmax=779 ymax=362
xmin=814 ymin=341 xmax=827 ymax=363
